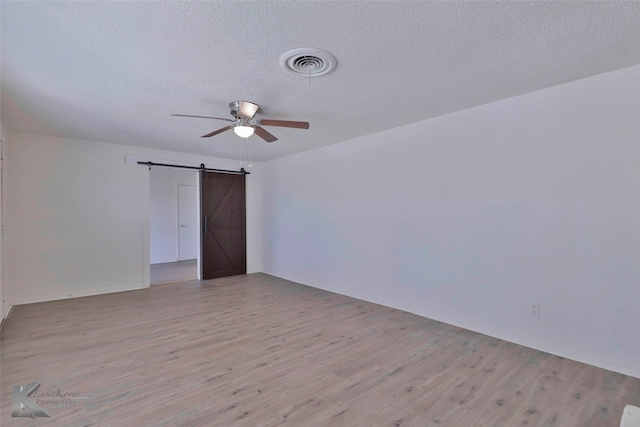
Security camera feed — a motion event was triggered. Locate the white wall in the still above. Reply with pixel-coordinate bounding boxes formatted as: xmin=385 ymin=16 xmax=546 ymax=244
xmin=150 ymin=168 xmax=198 ymax=264
xmin=5 ymin=133 xmax=262 ymax=306
xmin=261 ymin=65 xmax=640 ymax=378
xmin=0 ymin=120 xmax=7 ymax=322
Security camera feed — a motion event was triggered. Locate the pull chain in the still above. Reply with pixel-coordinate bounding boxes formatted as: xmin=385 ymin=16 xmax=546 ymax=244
xmin=245 ymin=137 xmax=253 ymax=168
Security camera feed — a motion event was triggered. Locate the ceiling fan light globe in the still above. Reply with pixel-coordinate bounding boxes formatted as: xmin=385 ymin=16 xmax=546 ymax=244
xmin=234 ymin=125 xmax=254 ymax=138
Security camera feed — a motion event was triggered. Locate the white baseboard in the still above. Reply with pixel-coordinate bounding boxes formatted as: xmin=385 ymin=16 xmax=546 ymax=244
xmin=9 ymin=283 xmax=145 ymax=306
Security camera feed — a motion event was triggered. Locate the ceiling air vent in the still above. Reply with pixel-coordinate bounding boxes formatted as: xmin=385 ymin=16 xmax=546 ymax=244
xmin=280 ymin=48 xmax=336 ymax=77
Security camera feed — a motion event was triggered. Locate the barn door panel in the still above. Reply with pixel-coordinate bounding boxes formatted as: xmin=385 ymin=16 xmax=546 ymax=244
xmin=201 ymin=171 xmax=246 ymax=279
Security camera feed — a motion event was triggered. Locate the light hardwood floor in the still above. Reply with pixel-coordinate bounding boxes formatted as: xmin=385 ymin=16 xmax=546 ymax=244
xmin=150 ymin=260 xmax=198 ymax=285
xmin=1 ymin=273 xmax=639 ymax=426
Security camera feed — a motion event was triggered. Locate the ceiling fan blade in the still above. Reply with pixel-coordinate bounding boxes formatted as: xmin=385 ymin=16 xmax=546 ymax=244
xmin=202 ymin=126 xmax=232 ymax=138
xmin=238 ymin=101 xmax=260 ymax=119
xmin=254 ymin=126 xmax=278 ymax=143
xmin=259 ymin=119 xmax=309 ymax=129
xmin=172 ymin=114 xmax=234 ymax=122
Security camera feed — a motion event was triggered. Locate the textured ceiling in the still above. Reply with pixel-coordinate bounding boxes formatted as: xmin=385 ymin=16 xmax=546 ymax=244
xmin=2 ymin=1 xmax=639 ymax=161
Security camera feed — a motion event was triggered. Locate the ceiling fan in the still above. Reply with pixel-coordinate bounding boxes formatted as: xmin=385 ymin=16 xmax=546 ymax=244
xmin=172 ymin=101 xmax=309 ymax=143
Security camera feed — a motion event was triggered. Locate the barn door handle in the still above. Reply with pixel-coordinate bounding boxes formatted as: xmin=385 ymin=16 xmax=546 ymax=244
xmin=203 ymin=216 xmax=208 ymax=235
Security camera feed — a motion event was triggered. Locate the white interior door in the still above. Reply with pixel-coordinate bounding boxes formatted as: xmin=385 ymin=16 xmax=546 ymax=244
xmin=178 ymin=185 xmax=198 ymax=260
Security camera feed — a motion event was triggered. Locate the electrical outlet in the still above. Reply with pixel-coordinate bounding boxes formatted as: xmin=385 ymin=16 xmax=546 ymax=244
xmin=530 ymin=303 xmax=540 ymax=317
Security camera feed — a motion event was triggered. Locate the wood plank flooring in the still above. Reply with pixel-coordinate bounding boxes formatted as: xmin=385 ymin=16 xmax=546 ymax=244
xmin=150 ymin=260 xmax=197 ymax=285
xmin=1 ymin=273 xmax=639 ymax=426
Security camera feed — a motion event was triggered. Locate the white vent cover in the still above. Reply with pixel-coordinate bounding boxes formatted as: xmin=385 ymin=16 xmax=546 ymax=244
xmin=280 ymin=48 xmax=337 ymax=77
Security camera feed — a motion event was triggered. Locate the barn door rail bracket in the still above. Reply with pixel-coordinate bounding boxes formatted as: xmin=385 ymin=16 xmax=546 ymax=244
xmin=138 ymin=161 xmax=249 ymax=175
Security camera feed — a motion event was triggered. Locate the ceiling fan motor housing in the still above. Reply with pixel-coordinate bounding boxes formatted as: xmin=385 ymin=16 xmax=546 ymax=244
xmin=229 ymin=101 xmax=241 ymax=117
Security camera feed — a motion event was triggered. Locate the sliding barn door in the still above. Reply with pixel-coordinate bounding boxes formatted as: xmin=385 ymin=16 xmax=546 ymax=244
xmin=200 ymin=171 xmax=246 ymax=280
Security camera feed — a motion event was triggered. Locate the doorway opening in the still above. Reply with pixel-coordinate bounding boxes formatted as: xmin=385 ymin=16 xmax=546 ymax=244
xmin=149 ymin=168 xmax=200 ymax=285
xmin=148 ymin=166 xmax=248 ymax=285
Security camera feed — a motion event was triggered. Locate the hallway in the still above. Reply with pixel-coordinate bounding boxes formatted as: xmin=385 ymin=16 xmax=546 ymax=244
xmin=150 ymin=259 xmax=197 ymax=285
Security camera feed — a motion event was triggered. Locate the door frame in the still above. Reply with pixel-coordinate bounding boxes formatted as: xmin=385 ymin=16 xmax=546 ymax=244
xmin=146 ymin=166 xmax=203 ymax=285
xmin=135 ymin=154 xmax=254 ymax=287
